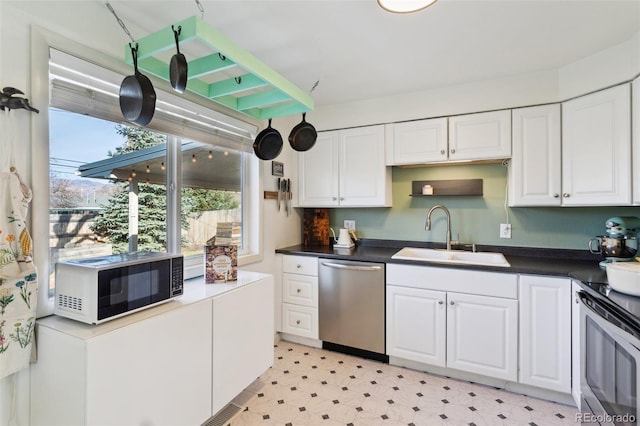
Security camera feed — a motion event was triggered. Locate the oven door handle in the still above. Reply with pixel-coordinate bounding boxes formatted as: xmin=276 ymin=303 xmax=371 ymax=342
xmin=579 ymin=291 xmax=640 ymax=347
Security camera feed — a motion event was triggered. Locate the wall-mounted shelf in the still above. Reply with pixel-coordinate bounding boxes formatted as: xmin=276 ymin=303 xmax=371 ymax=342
xmin=126 ymin=15 xmax=313 ymax=120
xmin=410 ymin=179 xmax=483 ymax=196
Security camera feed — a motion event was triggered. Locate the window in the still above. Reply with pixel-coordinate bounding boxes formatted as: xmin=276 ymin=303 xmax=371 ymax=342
xmin=43 ymin=48 xmax=259 ymax=303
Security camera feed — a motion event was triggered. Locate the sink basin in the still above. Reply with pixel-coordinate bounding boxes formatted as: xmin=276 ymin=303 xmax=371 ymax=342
xmin=391 ymin=247 xmax=510 ymax=268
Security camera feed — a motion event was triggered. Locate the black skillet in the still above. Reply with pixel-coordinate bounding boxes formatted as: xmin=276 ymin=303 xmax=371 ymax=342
xmin=119 ymin=43 xmax=156 ymax=126
xmin=288 ymin=112 xmax=317 ymax=151
xmin=170 ymin=25 xmax=188 ymax=93
xmin=253 ymin=119 xmax=283 ymax=160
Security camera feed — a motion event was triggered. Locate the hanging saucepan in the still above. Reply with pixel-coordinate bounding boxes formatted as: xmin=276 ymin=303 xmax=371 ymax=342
xmin=119 ymin=43 xmax=156 ymax=126
xmin=169 ymin=25 xmax=188 ymax=93
xmin=253 ymin=119 xmax=283 ymax=160
xmin=288 ymin=112 xmax=317 ymax=151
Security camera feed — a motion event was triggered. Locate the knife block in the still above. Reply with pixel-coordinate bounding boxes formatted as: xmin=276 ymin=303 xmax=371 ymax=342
xmin=303 ymin=208 xmax=330 ymax=246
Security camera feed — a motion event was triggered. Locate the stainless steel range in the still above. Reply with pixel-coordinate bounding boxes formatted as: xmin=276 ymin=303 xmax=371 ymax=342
xmin=577 ymin=282 xmax=640 ymax=425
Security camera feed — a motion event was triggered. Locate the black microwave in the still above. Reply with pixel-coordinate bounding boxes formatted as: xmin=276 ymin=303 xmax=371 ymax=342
xmin=54 ymin=252 xmax=183 ymax=324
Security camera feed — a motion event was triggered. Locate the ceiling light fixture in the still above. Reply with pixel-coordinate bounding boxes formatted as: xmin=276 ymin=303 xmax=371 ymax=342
xmin=377 ymin=0 xmax=437 ymax=13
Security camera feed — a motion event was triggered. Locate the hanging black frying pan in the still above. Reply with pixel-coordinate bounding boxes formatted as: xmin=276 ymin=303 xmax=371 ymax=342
xmin=170 ymin=25 xmax=188 ymax=93
xmin=253 ymin=119 xmax=283 ymax=160
xmin=119 ymin=43 xmax=156 ymax=126
xmin=288 ymin=112 xmax=317 ymax=151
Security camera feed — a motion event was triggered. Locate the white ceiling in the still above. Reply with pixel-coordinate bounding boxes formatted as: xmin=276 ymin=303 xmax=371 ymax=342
xmin=102 ymin=0 xmax=639 ymax=108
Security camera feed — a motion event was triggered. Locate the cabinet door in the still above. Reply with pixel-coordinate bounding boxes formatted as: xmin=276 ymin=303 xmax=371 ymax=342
xmin=212 ymin=277 xmax=274 ymax=415
xmin=519 ymin=275 xmax=571 ymax=393
xmin=448 ymin=110 xmax=512 ymax=161
xmin=446 ymin=292 xmax=518 ymax=381
xmin=282 ymin=272 xmax=318 ymax=307
xmin=509 ymin=105 xmax=562 ymax=206
xmin=562 ymin=84 xmax=631 ymax=205
xmin=633 ymin=76 xmax=640 ymax=204
xmin=389 ymin=118 xmax=448 ymax=164
xmin=386 ymin=285 xmax=446 ymax=367
xmin=571 ymin=280 xmax=582 ymax=407
xmin=86 ymin=301 xmax=213 ymax=426
xmin=297 ymin=130 xmax=340 ymax=207
xmin=339 ymin=125 xmax=391 ymax=207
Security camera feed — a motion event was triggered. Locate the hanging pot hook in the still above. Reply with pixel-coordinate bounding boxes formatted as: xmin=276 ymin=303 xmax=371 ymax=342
xmin=172 ymin=25 xmax=182 ymax=54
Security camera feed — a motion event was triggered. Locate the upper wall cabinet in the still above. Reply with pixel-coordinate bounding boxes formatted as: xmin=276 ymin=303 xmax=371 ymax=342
xmin=633 ymin=76 xmax=640 ymax=205
xmin=509 ymin=104 xmax=562 ymax=206
xmin=386 ymin=117 xmax=448 ymax=165
xmin=561 ymin=83 xmax=631 ymax=206
xmin=297 ymin=125 xmax=392 ymax=207
xmin=448 ymin=110 xmax=512 ymax=161
xmin=386 ymin=110 xmax=511 ymax=165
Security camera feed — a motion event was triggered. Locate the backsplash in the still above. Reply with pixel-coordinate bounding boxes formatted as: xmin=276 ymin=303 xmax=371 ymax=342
xmin=330 ymin=163 xmax=640 ymax=251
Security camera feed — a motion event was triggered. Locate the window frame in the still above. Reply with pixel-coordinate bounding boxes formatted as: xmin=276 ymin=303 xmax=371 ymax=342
xmin=31 ymin=26 xmax=263 ymax=318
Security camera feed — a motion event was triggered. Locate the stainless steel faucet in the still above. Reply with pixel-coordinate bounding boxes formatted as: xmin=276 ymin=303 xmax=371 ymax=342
xmin=425 ymin=204 xmax=453 ymax=251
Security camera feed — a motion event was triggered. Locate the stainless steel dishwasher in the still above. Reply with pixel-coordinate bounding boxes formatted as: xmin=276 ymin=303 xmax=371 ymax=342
xmin=318 ymin=258 xmax=387 ymax=361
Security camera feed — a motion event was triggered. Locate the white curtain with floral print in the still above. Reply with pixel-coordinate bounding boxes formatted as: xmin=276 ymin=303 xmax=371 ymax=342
xmin=0 ymin=110 xmax=37 ymax=379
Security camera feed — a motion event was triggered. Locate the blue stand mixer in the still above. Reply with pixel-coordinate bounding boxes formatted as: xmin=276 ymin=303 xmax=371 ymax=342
xmin=589 ymin=216 xmax=640 ymax=268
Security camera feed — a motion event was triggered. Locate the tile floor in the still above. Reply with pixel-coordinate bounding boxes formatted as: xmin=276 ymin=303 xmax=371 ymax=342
xmin=229 ymin=340 xmax=579 ymax=426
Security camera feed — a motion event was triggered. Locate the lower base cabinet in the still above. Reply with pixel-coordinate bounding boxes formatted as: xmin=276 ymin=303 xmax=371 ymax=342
xmin=519 ymin=275 xmax=572 ymax=393
xmin=31 ymin=275 xmax=274 ymax=426
xmin=386 ymin=265 xmax=518 ymax=382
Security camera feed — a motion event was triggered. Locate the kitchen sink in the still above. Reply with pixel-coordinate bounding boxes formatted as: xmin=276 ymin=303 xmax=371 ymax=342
xmin=391 ymin=247 xmax=510 ymax=268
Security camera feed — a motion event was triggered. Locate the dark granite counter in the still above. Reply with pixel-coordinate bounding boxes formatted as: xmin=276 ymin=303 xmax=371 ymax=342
xmin=276 ymin=239 xmax=605 ymax=279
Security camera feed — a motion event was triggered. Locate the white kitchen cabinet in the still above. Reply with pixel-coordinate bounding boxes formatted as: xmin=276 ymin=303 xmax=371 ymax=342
xmin=633 ymin=76 xmax=640 ymax=204
xmin=519 ymin=275 xmax=572 ymax=393
xmin=297 ymin=125 xmax=391 ymax=207
xmin=448 ymin=110 xmax=512 ymax=161
xmin=281 ymin=255 xmax=319 ymax=339
xmin=386 ymin=285 xmax=446 ymax=366
xmin=571 ymin=280 xmax=582 ymax=407
xmin=212 ymin=277 xmax=274 ymax=415
xmin=386 ymin=117 xmax=448 ymax=165
xmin=31 ymin=300 xmax=213 ymax=426
xmin=508 ymin=104 xmax=562 ymax=206
xmin=561 ymin=83 xmax=631 ymax=205
xmin=386 ymin=264 xmax=518 ymax=382
xmin=446 ymin=291 xmax=518 ymax=381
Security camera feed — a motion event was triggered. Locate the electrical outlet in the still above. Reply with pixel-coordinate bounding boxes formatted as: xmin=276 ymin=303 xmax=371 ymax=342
xmin=500 ymin=223 xmax=512 ymax=239
xmin=344 ymin=220 xmax=356 ymax=231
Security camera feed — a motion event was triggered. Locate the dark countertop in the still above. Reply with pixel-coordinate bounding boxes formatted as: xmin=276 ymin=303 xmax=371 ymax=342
xmin=276 ymin=239 xmax=606 ymax=281
xmin=276 ymin=239 xmax=640 ymax=328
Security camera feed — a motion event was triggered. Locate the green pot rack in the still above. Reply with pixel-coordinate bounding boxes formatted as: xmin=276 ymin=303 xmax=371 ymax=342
xmin=124 ymin=15 xmax=314 ymax=120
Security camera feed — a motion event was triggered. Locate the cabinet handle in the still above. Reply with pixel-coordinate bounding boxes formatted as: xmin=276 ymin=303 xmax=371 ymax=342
xmin=438 ymin=300 xmax=444 ymax=305
xmin=332 ymin=197 xmax=338 ymax=201
xmin=296 ymin=320 xmax=301 ymax=325
xmin=449 ymin=300 xmax=455 ymax=305
xmin=440 ymin=149 xmax=446 ymax=155
xmin=563 ymin=193 xmax=570 ymax=198
xmin=450 ymin=148 xmax=456 ymax=154
xmin=296 ymin=288 xmax=301 ymax=293
xmin=553 ymin=193 xmax=560 ymax=198
xmin=296 ymin=264 xmax=302 ymax=269
xmin=340 ymin=197 xmax=345 ymax=201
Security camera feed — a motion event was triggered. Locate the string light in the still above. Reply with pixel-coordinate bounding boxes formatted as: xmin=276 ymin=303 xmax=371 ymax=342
xmin=223 ymin=151 xmax=229 ymax=156
xmin=208 ymin=151 xmax=213 ymax=159
xmin=161 ymin=162 xmax=165 ymax=170
xmin=146 ymin=165 xmax=150 ymax=173
xmin=192 ymin=154 xmax=197 ymax=163
xmin=131 ymin=169 xmax=137 ymax=177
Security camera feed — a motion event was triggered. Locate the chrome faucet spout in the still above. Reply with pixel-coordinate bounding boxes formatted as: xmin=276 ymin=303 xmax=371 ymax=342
xmin=425 ymin=204 xmax=452 ymax=251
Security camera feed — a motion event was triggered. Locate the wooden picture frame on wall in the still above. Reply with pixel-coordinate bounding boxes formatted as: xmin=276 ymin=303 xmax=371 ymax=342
xmin=271 ymin=161 xmax=284 ymax=177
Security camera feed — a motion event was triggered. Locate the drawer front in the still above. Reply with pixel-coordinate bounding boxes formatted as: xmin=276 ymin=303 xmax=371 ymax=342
xmin=283 ymin=255 xmax=318 ymax=276
xmin=283 ymin=273 xmax=318 ymax=307
xmin=282 ymin=304 xmax=318 ymax=339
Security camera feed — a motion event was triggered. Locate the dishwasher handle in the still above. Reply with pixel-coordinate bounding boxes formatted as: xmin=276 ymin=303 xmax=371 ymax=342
xmin=320 ymin=261 xmax=382 ymax=272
